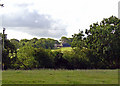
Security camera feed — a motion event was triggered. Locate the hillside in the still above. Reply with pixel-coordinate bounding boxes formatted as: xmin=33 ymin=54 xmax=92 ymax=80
xmin=51 ymin=47 xmax=73 ymax=52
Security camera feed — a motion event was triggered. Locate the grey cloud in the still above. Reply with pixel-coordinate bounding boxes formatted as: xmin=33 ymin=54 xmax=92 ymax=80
xmin=3 ymin=10 xmax=53 ymax=28
xmin=15 ymin=3 xmax=33 ymax=8
xmin=2 ymin=3 xmax=67 ymax=38
xmin=28 ymin=28 xmax=67 ymax=38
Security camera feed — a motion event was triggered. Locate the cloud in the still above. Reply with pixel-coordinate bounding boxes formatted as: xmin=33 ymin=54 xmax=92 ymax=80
xmin=3 ymin=10 xmax=53 ymax=28
xmin=1 ymin=1 xmax=67 ymax=38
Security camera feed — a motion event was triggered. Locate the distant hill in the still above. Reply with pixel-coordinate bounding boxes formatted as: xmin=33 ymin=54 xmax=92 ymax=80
xmin=52 ymin=47 xmax=72 ymax=52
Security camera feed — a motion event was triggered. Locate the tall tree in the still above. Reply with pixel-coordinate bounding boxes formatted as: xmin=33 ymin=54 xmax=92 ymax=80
xmin=10 ymin=39 xmax=19 ymax=49
xmin=71 ymin=16 xmax=120 ymax=68
xmin=3 ymin=39 xmax=17 ymax=69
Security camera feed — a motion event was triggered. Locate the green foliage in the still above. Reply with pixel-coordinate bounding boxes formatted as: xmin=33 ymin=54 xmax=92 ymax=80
xmin=3 ymin=39 xmax=17 ymax=69
xmin=10 ymin=39 xmax=19 ymax=49
xmin=71 ymin=30 xmax=86 ymax=49
xmin=71 ymin=16 xmax=120 ymax=69
xmin=16 ymin=46 xmax=37 ymax=69
xmin=19 ymin=39 xmax=30 ymax=47
xmin=18 ymin=38 xmax=59 ymax=49
xmin=34 ymin=48 xmax=54 ymax=68
xmin=15 ymin=45 xmax=55 ymax=69
xmin=60 ymin=36 xmax=73 ymax=45
xmin=3 ymin=16 xmax=120 ymax=69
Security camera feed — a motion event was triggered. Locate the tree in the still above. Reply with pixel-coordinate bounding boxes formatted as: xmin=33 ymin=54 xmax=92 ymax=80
xmin=60 ymin=36 xmax=73 ymax=45
xmin=86 ymin=16 xmax=120 ymax=68
xmin=71 ymin=30 xmax=85 ymax=48
xmin=2 ymin=39 xmax=17 ymax=69
xmin=19 ymin=39 xmax=30 ymax=47
xmin=10 ymin=39 xmax=19 ymax=49
xmin=35 ymin=38 xmax=59 ymax=49
xmin=34 ymin=48 xmax=54 ymax=68
xmin=71 ymin=16 xmax=120 ymax=69
xmin=16 ymin=45 xmax=37 ymax=69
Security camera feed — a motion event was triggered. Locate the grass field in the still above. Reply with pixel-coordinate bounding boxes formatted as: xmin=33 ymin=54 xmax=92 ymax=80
xmin=2 ymin=69 xmax=118 ymax=84
xmin=52 ymin=47 xmax=73 ymax=52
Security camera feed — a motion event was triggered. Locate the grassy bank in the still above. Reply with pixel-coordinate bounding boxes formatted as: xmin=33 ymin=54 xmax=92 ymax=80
xmin=2 ymin=69 xmax=118 ymax=84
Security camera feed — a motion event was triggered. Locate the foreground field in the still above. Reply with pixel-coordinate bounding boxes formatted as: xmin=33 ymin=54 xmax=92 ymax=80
xmin=2 ymin=69 xmax=118 ymax=84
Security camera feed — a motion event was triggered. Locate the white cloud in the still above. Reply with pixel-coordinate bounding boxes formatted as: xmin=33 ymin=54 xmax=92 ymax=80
xmin=0 ymin=0 xmax=119 ymax=39
xmin=1 ymin=0 xmax=67 ymax=39
xmin=5 ymin=29 xmax=34 ymax=40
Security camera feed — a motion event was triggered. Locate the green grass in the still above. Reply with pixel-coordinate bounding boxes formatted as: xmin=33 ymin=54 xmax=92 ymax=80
xmin=52 ymin=47 xmax=73 ymax=52
xmin=2 ymin=69 xmax=118 ymax=84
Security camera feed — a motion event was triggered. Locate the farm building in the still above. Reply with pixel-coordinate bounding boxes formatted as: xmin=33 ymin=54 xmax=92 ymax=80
xmin=54 ymin=43 xmax=71 ymax=48
xmin=54 ymin=44 xmax=63 ymax=48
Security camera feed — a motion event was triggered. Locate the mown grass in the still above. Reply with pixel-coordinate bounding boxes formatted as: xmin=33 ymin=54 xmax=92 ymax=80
xmin=2 ymin=69 xmax=118 ymax=84
xmin=52 ymin=47 xmax=73 ymax=52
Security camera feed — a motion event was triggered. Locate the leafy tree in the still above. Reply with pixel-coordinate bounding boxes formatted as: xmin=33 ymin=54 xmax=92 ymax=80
xmin=16 ymin=45 xmax=37 ymax=69
xmin=71 ymin=30 xmax=85 ymax=48
xmin=60 ymin=36 xmax=69 ymax=43
xmin=60 ymin=36 xmax=73 ymax=45
xmin=30 ymin=38 xmax=38 ymax=43
xmin=35 ymin=38 xmax=59 ymax=49
xmin=3 ymin=39 xmax=17 ymax=69
xmin=10 ymin=39 xmax=19 ymax=49
xmin=86 ymin=16 xmax=120 ymax=68
xmin=19 ymin=39 xmax=30 ymax=47
xmin=54 ymin=51 xmax=65 ymax=68
xmin=71 ymin=16 xmax=120 ymax=68
xmin=34 ymin=48 xmax=54 ymax=68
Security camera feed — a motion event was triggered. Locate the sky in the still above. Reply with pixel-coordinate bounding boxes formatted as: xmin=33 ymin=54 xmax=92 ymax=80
xmin=0 ymin=0 xmax=120 ymax=40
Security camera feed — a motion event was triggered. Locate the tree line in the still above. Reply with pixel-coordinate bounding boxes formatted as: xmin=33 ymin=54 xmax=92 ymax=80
xmin=2 ymin=16 xmax=120 ymax=70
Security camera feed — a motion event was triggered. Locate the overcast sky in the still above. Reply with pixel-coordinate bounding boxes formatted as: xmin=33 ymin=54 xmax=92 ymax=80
xmin=0 ymin=0 xmax=119 ymax=40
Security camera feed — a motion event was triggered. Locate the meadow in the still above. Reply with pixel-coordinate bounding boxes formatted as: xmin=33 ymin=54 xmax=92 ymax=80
xmin=2 ymin=69 xmax=118 ymax=84
xmin=51 ymin=47 xmax=72 ymax=52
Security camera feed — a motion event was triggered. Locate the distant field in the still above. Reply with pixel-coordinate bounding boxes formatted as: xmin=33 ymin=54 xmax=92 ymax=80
xmin=52 ymin=47 xmax=73 ymax=52
xmin=2 ymin=69 xmax=118 ymax=84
